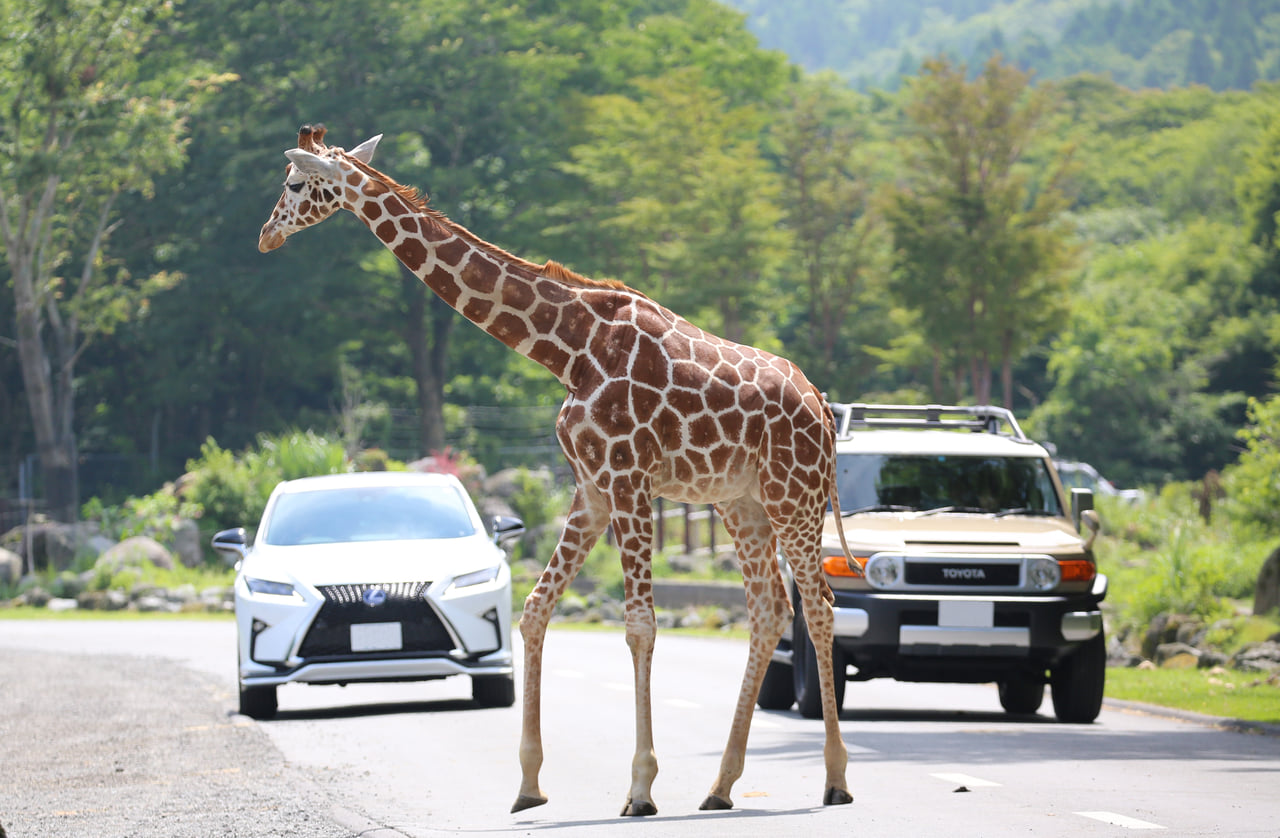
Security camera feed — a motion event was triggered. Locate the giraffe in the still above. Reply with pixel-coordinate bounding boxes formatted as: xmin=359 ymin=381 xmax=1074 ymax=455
xmin=258 ymin=124 xmax=854 ymax=816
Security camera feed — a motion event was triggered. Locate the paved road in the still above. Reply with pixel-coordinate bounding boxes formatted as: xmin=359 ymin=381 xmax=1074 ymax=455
xmin=2 ymin=619 xmax=1279 ymax=837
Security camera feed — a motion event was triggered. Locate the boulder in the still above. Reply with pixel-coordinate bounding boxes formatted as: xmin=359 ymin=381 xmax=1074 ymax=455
xmin=3 ymin=522 xmax=104 ymax=572
xmin=0 ymin=547 xmax=22 ymax=586
xmin=171 ymin=518 xmax=204 ymax=568
xmin=1155 ymin=642 xmax=1200 ymax=669
xmin=95 ymin=536 xmax=175 ymax=575
xmin=1231 ymin=641 xmax=1280 ymax=673
xmin=1254 ymin=543 xmax=1280 ymax=616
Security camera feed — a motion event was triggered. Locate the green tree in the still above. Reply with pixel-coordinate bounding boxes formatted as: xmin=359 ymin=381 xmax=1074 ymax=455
xmin=0 ymin=0 xmax=213 ymax=518
xmin=884 ymin=55 xmax=1075 ymax=406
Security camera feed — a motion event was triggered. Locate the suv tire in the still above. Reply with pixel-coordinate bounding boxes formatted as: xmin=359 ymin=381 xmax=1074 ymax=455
xmin=473 ymin=674 xmax=516 ymax=708
xmin=239 ymin=684 xmax=278 ymax=720
xmin=998 ymin=674 xmax=1045 ymax=715
xmin=791 ymin=611 xmax=845 ymax=719
xmin=1051 ymin=630 xmax=1106 ymax=723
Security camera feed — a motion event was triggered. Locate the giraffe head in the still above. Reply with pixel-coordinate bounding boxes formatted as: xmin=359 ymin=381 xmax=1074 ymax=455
xmin=257 ymin=123 xmax=382 ymax=252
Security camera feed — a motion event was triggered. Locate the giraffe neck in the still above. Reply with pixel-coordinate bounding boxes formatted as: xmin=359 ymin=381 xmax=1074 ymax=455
xmin=344 ymin=165 xmax=612 ymax=385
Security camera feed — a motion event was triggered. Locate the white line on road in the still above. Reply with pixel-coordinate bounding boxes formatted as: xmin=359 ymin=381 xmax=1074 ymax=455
xmin=929 ymin=772 xmax=1002 ymax=787
xmin=1075 ymin=811 xmax=1166 ymax=830
xmin=663 ymin=698 xmax=700 ymax=709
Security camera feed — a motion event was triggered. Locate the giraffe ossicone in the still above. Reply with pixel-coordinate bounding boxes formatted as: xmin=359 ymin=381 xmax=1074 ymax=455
xmin=258 ymin=124 xmax=854 ymax=816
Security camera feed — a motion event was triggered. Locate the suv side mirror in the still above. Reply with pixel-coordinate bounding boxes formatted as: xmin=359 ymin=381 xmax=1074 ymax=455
xmin=1070 ymin=488 xmax=1094 ymax=533
xmin=212 ymin=527 xmax=250 ymax=566
xmin=491 ymin=515 xmax=526 ymax=547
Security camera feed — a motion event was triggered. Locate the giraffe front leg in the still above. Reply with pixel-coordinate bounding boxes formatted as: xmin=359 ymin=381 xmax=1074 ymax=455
xmin=794 ymin=566 xmax=853 ymax=807
xmin=511 ymin=489 xmax=605 ymax=814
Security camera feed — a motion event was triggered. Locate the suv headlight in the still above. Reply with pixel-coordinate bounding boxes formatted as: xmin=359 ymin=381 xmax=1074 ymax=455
xmin=1026 ymin=558 xmax=1061 ymax=591
xmin=865 ymin=554 xmax=903 ymax=589
xmin=452 ymin=565 xmax=501 ymax=590
xmin=244 ymin=576 xmax=296 ymax=597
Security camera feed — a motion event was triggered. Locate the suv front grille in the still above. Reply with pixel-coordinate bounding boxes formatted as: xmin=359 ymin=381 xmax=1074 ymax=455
xmin=297 ymin=582 xmax=456 ymax=659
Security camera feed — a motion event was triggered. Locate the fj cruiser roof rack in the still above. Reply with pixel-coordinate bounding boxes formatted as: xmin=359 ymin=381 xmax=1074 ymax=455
xmin=829 ymin=402 xmax=1031 ymax=443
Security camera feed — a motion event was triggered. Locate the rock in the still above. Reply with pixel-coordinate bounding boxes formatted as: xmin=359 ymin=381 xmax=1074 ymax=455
xmin=1255 ymin=544 xmax=1280 ymax=616
xmin=171 ymin=518 xmax=204 ymax=568
xmin=95 ymin=536 xmax=175 ymax=575
xmin=77 ymin=590 xmax=128 ymax=611
xmin=46 ymin=597 xmax=78 ymax=612
xmin=1231 ymin=641 xmax=1280 ymax=673
xmin=1155 ymin=642 xmax=1200 ymax=668
xmin=1107 ymin=634 xmax=1143 ymax=668
xmin=0 ymin=548 xmax=21 ymax=586
xmin=3 ymin=522 xmax=104 ymax=572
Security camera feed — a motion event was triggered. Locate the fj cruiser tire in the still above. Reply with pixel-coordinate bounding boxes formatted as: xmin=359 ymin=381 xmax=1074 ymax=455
xmin=1051 ymin=630 xmax=1106 ymax=723
xmin=998 ymin=674 xmax=1045 ymax=715
xmin=757 ymin=660 xmax=795 ymax=711
xmin=791 ymin=613 xmax=846 ymax=719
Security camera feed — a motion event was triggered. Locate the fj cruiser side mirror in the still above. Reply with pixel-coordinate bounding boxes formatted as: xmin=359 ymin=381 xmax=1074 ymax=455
xmin=491 ymin=515 xmax=526 ymax=547
xmin=1070 ymin=487 xmax=1094 ymax=532
xmin=211 ymin=527 xmax=250 ymax=566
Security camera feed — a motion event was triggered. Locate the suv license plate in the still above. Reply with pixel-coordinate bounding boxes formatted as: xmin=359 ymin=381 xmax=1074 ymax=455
xmin=351 ymin=622 xmax=403 ymax=652
xmin=938 ymin=600 xmax=993 ymax=628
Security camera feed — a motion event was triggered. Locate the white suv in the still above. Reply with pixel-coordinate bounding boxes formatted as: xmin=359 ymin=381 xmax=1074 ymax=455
xmin=760 ymin=404 xmax=1107 ymax=723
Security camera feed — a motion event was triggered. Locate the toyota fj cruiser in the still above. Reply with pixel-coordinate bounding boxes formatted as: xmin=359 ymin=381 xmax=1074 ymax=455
xmin=759 ymin=403 xmax=1107 ymax=723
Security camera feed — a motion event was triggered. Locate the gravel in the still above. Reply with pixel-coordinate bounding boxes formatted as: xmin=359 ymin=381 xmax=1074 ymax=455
xmin=0 ymin=648 xmax=384 ymax=838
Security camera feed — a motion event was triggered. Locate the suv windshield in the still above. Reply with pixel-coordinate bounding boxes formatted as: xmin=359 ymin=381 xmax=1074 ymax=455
xmin=836 ymin=453 xmax=1062 ymax=516
xmin=264 ymin=485 xmax=477 ymax=545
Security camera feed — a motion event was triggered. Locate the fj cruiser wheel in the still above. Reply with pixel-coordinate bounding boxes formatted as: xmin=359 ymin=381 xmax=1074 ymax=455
xmin=473 ymin=674 xmax=516 ymax=708
xmin=239 ymin=684 xmax=278 ymax=720
xmin=1051 ymin=630 xmax=1106 ymax=723
xmin=998 ymin=674 xmax=1045 ymax=715
xmin=791 ymin=612 xmax=845 ymax=719
xmin=757 ymin=660 xmax=795 ymax=711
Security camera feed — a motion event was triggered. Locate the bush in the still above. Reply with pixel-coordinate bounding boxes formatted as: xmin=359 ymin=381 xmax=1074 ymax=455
xmin=1225 ymin=395 xmax=1280 ymax=534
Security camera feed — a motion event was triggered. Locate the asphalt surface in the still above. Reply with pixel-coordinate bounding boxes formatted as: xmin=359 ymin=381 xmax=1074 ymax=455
xmin=0 ymin=648 xmax=383 ymax=838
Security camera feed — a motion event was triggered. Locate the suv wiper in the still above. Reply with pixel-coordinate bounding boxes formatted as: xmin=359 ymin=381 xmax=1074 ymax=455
xmin=916 ymin=505 xmax=990 ymax=516
xmin=994 ymin=507 xmax=1055 ymax=518
xmin=843 ymin=504 xmax=915 ymax=516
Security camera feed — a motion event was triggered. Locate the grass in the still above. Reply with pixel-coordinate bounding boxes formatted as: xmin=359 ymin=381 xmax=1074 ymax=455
xmin=1106 ymin=666 xmax=1280 ymax=724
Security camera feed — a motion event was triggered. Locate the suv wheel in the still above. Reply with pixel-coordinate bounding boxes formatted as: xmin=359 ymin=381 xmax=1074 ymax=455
xmin=1051 ymin=630 xmax=1106 ymax=723
xmin=791 ymin=611 xmax=845 ymax=719
xmin=473 ymin=674 xmax=516 ymax=708
xmin=998 ymin=674 xmax=1045 ymax=715
xmin=239 ymin=684 xmax=278 ymax=720
xmin=757 ymin=660 xmax=795 ymax=711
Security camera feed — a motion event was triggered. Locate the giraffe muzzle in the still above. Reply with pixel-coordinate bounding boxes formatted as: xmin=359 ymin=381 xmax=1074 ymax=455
xmin=258 ymin=224 xmax=286 ymax=253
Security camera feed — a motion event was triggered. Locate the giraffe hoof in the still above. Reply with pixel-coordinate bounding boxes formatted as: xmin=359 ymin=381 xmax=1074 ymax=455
xmin=823 ymin=787 xmax=853 ymax=806
xmin=621 ymin=798 xmax=658 ymax=817
xmin=698 ymin=794 xmax=733 ymax=811
xmin=511 ymin=794 xmax=548 ymax=813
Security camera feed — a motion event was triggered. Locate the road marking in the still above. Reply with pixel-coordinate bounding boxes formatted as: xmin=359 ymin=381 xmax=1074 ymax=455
xmin=929 ymin=772 xmax=1001 ymax=787
xmin=552 ymin=669 xmax=585 ymax=679
xmin=605 ymin=681 xmax=631 ymax=692
xmin=1075 ymin=811 xmax=1166 ymax=830
xmin=663 ymin=698 xmax=700 ymax=709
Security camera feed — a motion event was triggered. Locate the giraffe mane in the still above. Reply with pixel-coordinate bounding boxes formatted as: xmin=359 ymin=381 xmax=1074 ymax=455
xmin=339 ymin=151 xmax=639 ymax=295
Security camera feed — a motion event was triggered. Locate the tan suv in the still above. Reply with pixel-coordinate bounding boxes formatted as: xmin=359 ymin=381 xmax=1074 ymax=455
xmin=759 ymin=403 xmax=1107 ymax=723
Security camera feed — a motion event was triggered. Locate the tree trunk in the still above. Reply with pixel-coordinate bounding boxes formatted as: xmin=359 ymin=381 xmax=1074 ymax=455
xmin=405 ymin=271 xmax=452 ymax=455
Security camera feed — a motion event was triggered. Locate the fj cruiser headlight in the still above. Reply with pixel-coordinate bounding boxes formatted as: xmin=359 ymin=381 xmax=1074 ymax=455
xmin=865 ymin=554 xmax=903 ymax=589
xmin=1026 ymin=558 xmax=1061 ymax=591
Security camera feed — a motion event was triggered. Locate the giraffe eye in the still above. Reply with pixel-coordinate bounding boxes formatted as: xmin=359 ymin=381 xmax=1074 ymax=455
xmin=287 ymin=182 xmax=304 ymax=194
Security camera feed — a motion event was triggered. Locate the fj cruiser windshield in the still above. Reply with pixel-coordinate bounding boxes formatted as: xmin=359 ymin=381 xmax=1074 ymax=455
xmin=836 ymin=453 xmax=1063 ymax=517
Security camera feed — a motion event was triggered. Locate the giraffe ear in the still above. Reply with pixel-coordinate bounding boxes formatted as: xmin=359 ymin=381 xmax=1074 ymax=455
xmin=348 ymin=134 xmax=382 ymax=164
xmin=284 ymin=148 xmax=339 ymax=178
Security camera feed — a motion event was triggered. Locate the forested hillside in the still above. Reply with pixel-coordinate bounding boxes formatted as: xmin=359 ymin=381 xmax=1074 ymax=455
xmin=2 ymin=0 xmax=1279 ymax=517
xmin=721 ymin=0 xmax=1280 ymax=91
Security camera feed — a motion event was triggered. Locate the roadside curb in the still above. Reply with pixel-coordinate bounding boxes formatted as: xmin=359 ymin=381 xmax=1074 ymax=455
xmin=1104 ymin=697 xmax=1280 ymax=737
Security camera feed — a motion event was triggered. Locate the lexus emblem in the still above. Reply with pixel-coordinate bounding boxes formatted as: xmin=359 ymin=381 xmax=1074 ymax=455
xmin=363 ymin=587 xmax=388 ymax=606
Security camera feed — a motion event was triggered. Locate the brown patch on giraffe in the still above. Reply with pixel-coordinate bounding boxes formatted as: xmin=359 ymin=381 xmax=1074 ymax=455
xmin=400 ymin=217 xmax=418 ymax=232
xmin=667 ymin=388 xmax=705 ymax=417
xmin=361 ymin=179 xmax=389 ymax=198
xmin=435 ymin=237 xmax=470 ymax=267
xmin=630 ymin=336 xmax=670 ymax=391
xmin=572 ymin=427 xmax=606 ymax=471
xmin=528 ymin=301 xmax=560 ymax=335
xmin=384 ymin=196 xmax=410 ymax=216
xmin=630 ymin=383 xmax=662 ymax=422
xmin=376 ymin=220 xmax=398 ymax=243
xmin=394 ymin=238 xmax=428 ymax=272
xmin=502 ymin=274 xmax=537 ymax=310
xmin=346 ymin=171 xmax=362 ymax=186
xmin=530 ymin=340 xmax=570 ymax=379
xmin=556 ymin=303 xmax=595 ymax=348
xmin=705 ymin=382 xmax=737 ymax=413
xmin=490 ymin=311 xmax=531 ymax=346
xmin=534 ymin=277 xmax=574 ymax=304
xmin=609 ymin=440 xmax=636 ymax=471
xmin=360 ymin=201 xmax=381 ymax=222
xmin=718 ymin=411 xmax=744 ymax=442
xmin=462 ymin=297 xmax=494 ymax=322
xmin=432 ymin=272 xmax=462 ymax=307
xmin=462 ymin=255 xmax=500 ymax=295
xmin=688 ymin=414 xmax=719 ymax=447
